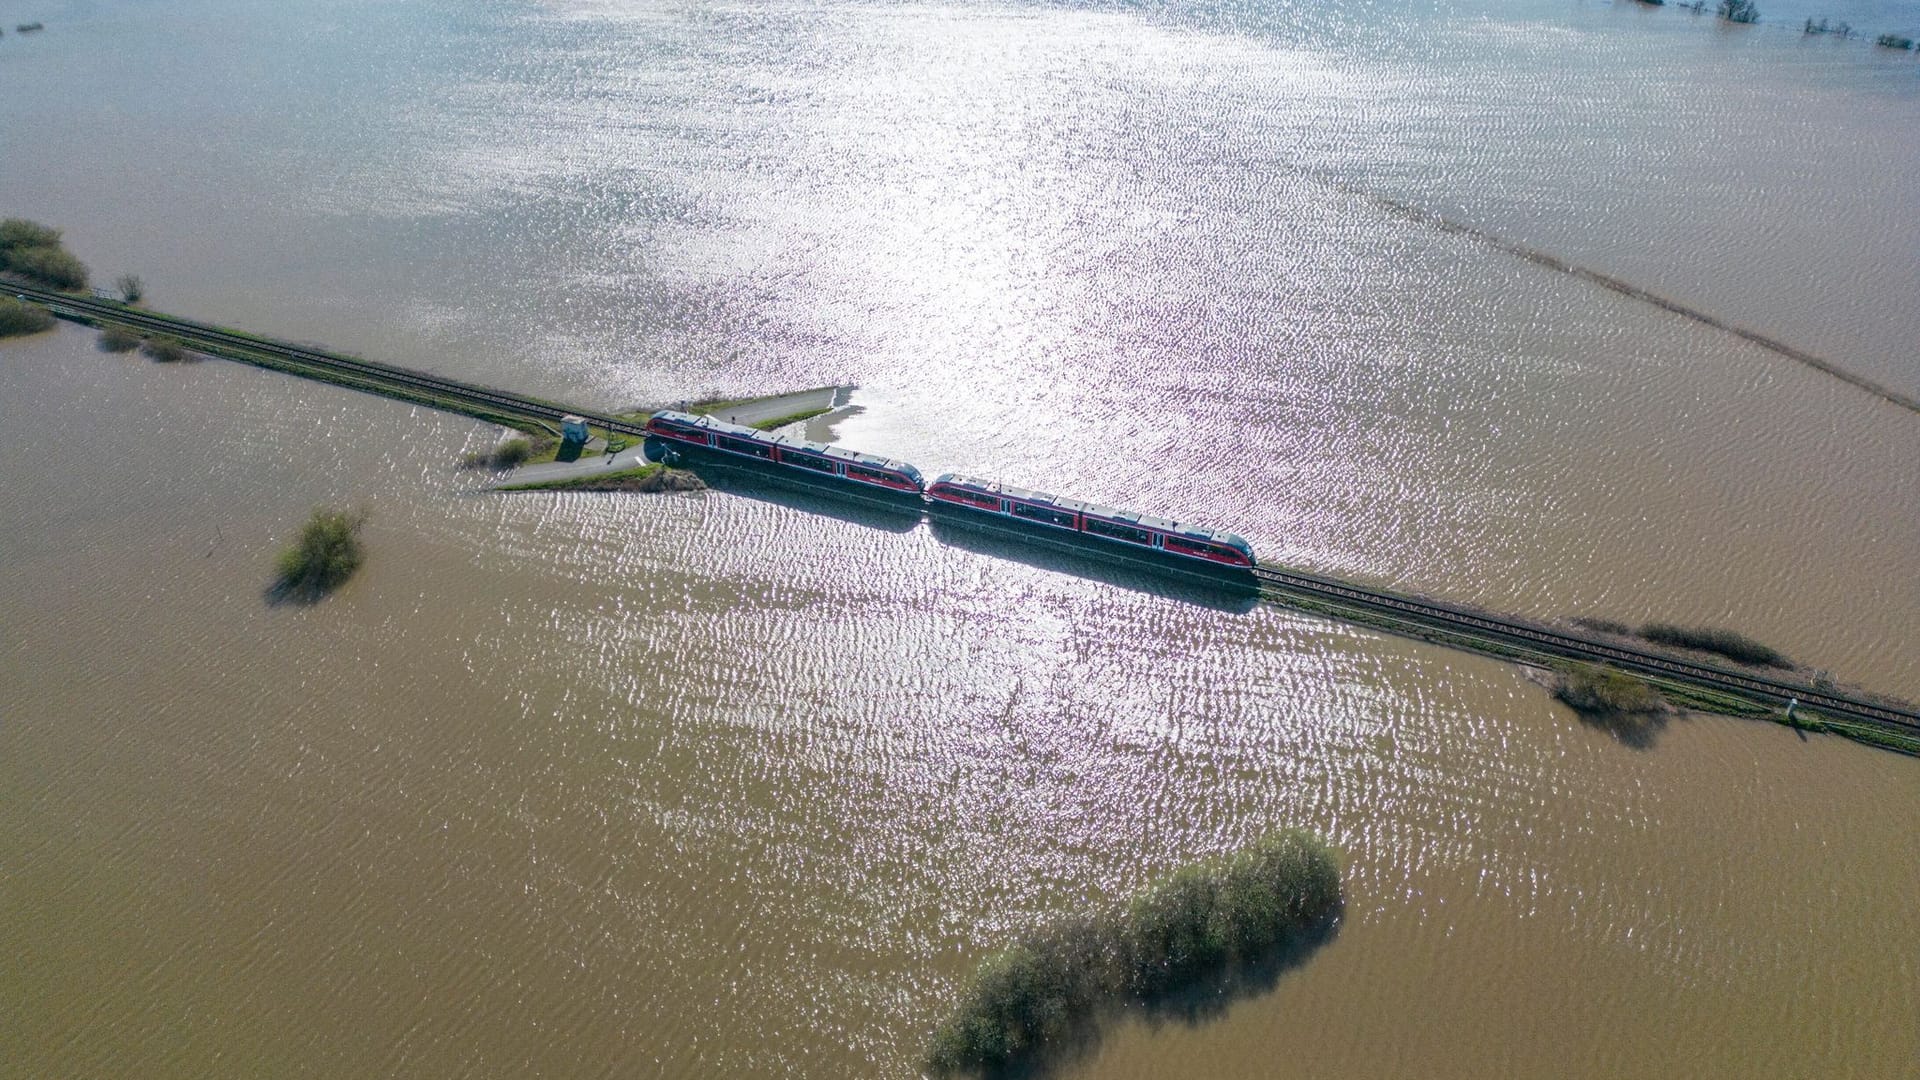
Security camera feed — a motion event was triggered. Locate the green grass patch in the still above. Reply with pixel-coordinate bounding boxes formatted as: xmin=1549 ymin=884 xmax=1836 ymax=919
xmin=927 ymin=830 xmax=1341 ymax=1077
xmin=0 ymin=296 xmax=55 ymax=337
xmin=1638 ymin=623 xmax=1790 ymax=668
xmin=498 ymin=463 xmax=706 ymax=493
xmin=272 ymin=507 xmax=367 ymax=604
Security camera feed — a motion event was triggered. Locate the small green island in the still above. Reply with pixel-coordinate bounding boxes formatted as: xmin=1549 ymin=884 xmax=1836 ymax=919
xmin=927 ymin=830 xmax=1342 ymax=1077
xmin=272 ymin=506 xmax=369 ymax=604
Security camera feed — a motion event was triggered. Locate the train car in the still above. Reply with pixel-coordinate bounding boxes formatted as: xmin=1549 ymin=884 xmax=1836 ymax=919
xmin=644 ymin=410 xmax=924 ymax=494
xmin=925 ymin=473 xmax=1255 ymax=569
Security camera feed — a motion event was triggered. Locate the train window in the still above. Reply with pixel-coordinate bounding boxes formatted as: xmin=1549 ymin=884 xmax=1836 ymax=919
xmin=1085 ymin=518 xmax=1151 ymax=545
xmin=717 ymin=436 xmax=772 ymax=459
xmin=847 ymin=465 xmax=888 ymax=483
xmin=939 ymin=488 xmax=995 ymax=509
xmin=1010 ymin=502 xmax=1076 ymax=528
xmin=1166 ymin=537 xmax=1239 ymax=561
xmin=782 ymin=453 xmax=837 ymax=474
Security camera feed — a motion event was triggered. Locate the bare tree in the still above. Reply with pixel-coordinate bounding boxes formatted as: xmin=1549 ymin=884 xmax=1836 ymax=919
xmin=115 ymin=273 xmax=145 ymax=303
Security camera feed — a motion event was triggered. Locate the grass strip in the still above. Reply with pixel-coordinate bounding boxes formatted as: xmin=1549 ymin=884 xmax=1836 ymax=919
xmin=497 ymin=463 xmax=706 ymax=493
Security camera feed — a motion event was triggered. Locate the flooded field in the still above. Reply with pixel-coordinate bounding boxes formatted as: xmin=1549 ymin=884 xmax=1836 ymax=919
xmin=3 ymin=0 xmax=1916 ymax=1076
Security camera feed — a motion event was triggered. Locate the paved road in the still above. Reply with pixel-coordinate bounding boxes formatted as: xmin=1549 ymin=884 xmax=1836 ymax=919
xmin=494 ymin=443 xmax=653 ymax=487
xmin=701 ymin=385 xmax=852 ymax=428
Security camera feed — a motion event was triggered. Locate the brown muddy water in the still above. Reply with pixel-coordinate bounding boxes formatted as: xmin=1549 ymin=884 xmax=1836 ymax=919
xmin=3 ymin=0 xmax=1918 ymax=1076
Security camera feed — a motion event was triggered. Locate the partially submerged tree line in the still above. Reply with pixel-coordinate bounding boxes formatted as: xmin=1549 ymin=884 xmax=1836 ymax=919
xmin=0 ymin=217 xmax=88 ymax=290
xmin=927 ymin=830 xmax=1342 ymax=1077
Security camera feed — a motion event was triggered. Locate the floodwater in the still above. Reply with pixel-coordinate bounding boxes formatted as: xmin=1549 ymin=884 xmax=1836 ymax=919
xmin=2 ymin=0 xmax=1917 ymax=1077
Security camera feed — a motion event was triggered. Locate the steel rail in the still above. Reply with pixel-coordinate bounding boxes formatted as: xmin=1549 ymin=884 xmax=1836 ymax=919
xmin=1252 ymin=565 xmax=1919 ymax=731
xmin=14 ymin=283 xmax=1913 ymax=735
xmin=8 ymin=282 xmax=651 ymax=437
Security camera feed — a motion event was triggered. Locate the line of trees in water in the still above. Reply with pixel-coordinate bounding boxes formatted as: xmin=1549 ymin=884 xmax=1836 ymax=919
xmin=0 ymin=217 xmax=88 ymax=291
xmin=0 ymin=295 xmax=54 ymax=338
xmin=1653 ymin=0 xmax=1920 ymax=45
xmin=926 ymin=830 xmax=1341 ymax=1077
xmin=1570 ymin=617 xmax=1792 ymax=670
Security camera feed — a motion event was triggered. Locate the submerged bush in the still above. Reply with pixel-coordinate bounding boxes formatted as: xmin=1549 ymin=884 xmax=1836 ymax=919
xmin=0 ymin=296 xmax=55 ymax=337
xmin=97 ymin=324 xmax=141 ymax=352
xmin=273 ymin=507 xmax=368 ymax=602
xmin=463 ymin=436 xmax=538 ymax=470
xmin=0 ymin=217 xmax=91 ymax=290
xmin=491 ymin=436 xmax=532 ymax=468
xmin=142 ymin=335 xmax=188 ymax=362
xmin=0 ymin=217 xmax=61 ymax=251
xmin=1639 ymin=623 xmax=1790 ymax=668
xmin=2 ymin=244 xmax=89 ymax=290
xmin=1570 ymin=616 xmax=1631 ymax=636
xmin=1555 ymin=663 xmax=1665 ymax=717
xmin=927 ymin=830 xmax=1341 ymax=1077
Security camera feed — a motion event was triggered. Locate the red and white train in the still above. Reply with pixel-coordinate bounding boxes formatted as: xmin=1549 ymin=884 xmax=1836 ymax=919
xmin=642 ymin=411 xmax=1255 ymax=570
xmin=645 ymin=410 xmax=924 ymax=493
xmin=926 ymin=473 xmax=1255 ymax=568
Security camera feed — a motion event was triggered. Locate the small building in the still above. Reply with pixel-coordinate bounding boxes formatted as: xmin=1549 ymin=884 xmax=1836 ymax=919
xmin=560 ymin=414 xmax=590 ymax=447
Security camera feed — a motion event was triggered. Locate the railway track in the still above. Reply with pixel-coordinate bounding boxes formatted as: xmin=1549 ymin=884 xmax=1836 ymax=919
xmin=13 ymin=281 xmax=1914 ymax=744
xmin=7 ymin=281 xmax=650 ymax=438
xmin=1252 ymin=565 xmax=1920 ymax=733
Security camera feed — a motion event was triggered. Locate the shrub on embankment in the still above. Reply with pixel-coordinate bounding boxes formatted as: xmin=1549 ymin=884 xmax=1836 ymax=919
xmin=1638 ymin=623 xmax=1790 ymax=668
xmin=272 ymin=507 xmax=368 ymax=603
xmin=1554 ymin=663 xmax=1670 ymax=746
xmin=1555 ymin=663 xmax=1666 ymax=717
xmin=97 ymin=324 xmax=141 ymax=352
xmin=926 ymin=830 xmax=1342 ymax=1077
xmin=500 ymin=464 xmax=707 ymax=494
xmin=142 ymin=335 xmax=189 ymax=362
xmin=461 ymin=436 xmax=545 ymax=470
xmin=0 ymin=296 xmax=55 ymax=337
xmin=0 ymin=217 xmax=89 ymax=290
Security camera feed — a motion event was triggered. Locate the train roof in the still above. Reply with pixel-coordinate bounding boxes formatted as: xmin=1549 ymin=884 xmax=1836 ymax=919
xmin=657 ymin=410 xmax=920 ymax=476
xmin=933 ymin=474 xmax=1251 ymax=554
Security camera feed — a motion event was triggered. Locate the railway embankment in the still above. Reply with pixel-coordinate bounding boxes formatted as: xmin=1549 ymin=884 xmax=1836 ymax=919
xmin=7 ymin=279 xmax=1916 ymax=754
xmin=3 ymin=276 xmax=816 ymax=465
xmin=1251 ymin=567 xmax=1920 ymax=755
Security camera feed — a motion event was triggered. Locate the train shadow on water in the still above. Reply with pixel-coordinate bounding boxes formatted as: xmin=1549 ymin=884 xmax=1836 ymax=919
xmin=683 ymin=460 xmax=925 ymax=536
xmin=928 ymin=513 xmax=1261 ymax=615
xmin=642 ymin=438 xmax=1260 ymax=611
